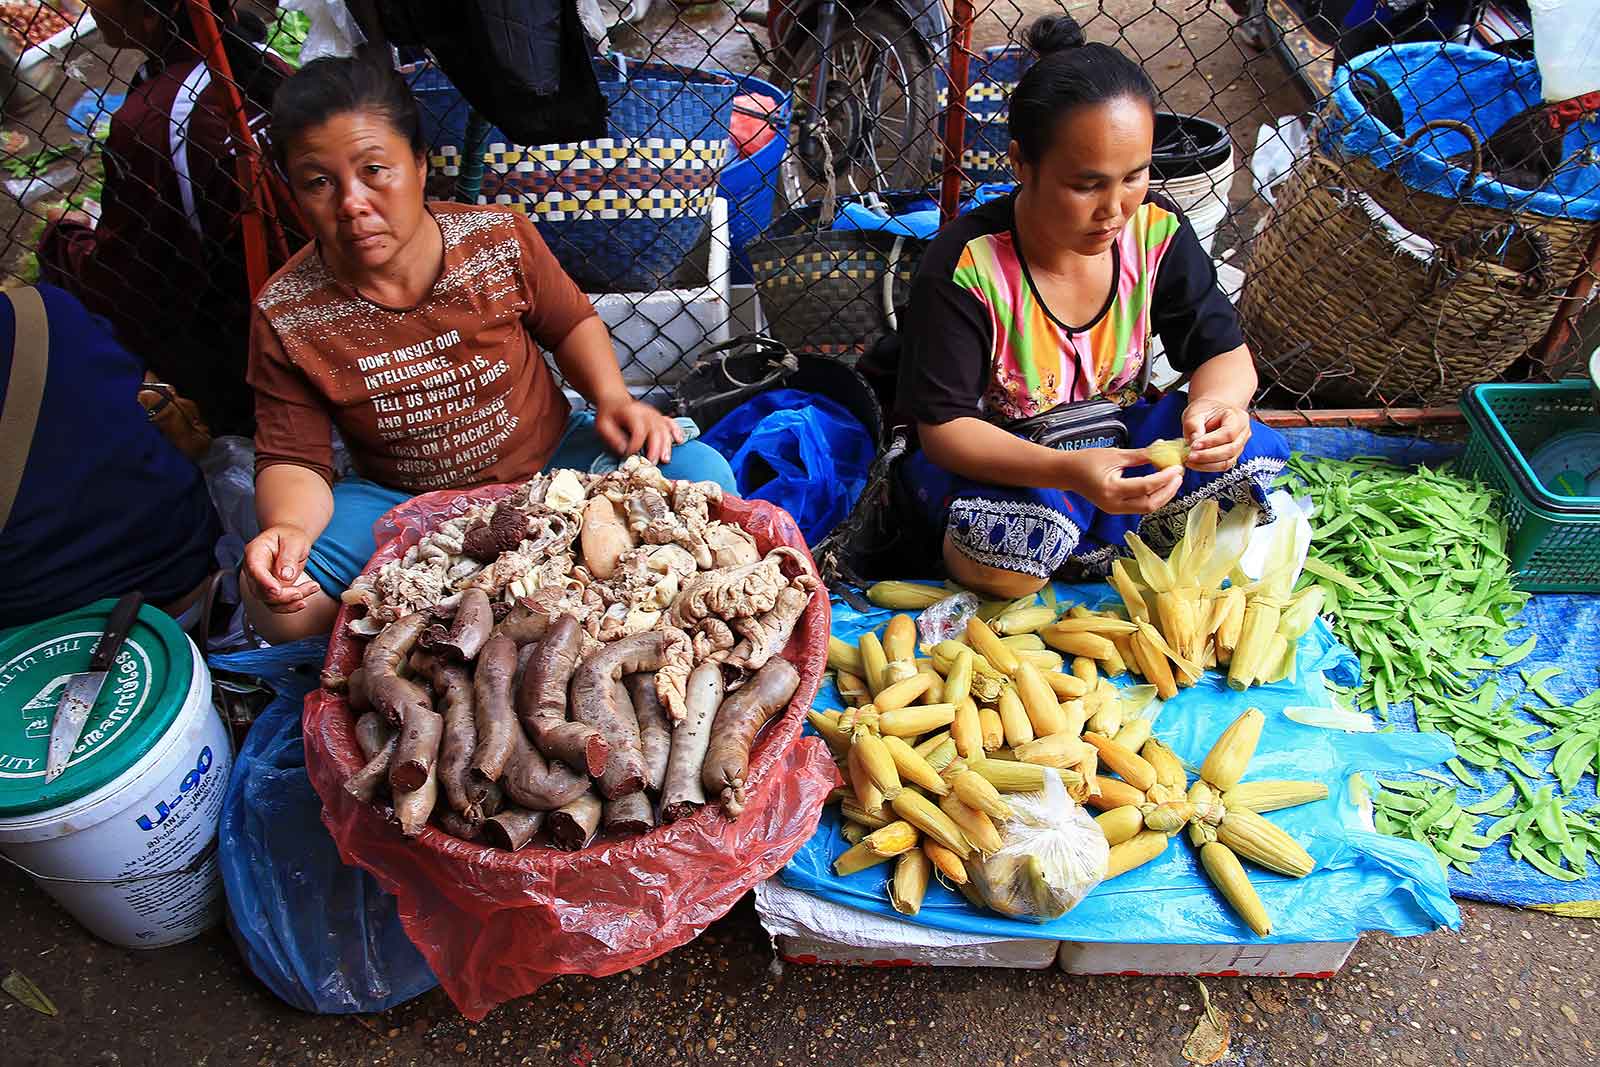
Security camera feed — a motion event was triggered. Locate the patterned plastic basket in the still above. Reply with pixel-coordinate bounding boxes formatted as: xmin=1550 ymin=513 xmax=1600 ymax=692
xmin=932 ymin=46 xmax=1028 ymax=185
xmin=408 ymin=56 xmax=736 ymax=293
xmin=1457 ymin=382 xmax=1600 ymax=593
xmin=746 ymin=191 xmax=932 ymax=356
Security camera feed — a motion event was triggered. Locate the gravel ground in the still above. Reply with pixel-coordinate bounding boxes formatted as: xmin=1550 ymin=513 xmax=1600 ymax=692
xmin=2 ymin=876 xmax=1595 ymax=1067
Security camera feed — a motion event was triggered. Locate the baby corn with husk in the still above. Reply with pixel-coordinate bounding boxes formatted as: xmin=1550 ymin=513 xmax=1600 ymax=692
xmin=991 ymin=605 xmax=1058 ymax=636
xmin=878 ymin=704 xmax=957 ymax=737
xmin=846 ymin=739 xmax=885 ymax=811
xmin=939 ymin=793 xmax=1005 ymax=854
xmin=807 ymin=711 xmax=852 ymax=758
xmin=996 ymin=687 xmax=1035 ymax=748
xmin=924 ymin=840 xmax=969 ymax=885
xmin=889 ymin=848 xmax=932 ymax=915
xmin=882 ymin=613 xmax=916 ymax=662
xmin=1096 ymin=805 xmax=1146 ymax=846
xmin=1105 ymin=830 xmax=1170 ymax=879
xmin=834 ymin=820 xmax=919 ymax=875
xmin=946 ymin=762 xmax=1013 ymax=820
xmin=1199 ymin=841 xmax=1271 ymax=936
xmin=970 ymin=758 xmax=1048 ymax=793
xmin=892 ymin=790 xmax=973 ymax=857
xmin=1012 ymin=733 xmax=1096 ymax=773
xmin=1221 ymin=780 xmax=1329 ymax=813
xmin=865 ymin=581 xmax=947 ymax=610
xmin=966 ymin=617 xmax=1021 ymax=676
xmin=852 ymin=725 xmax=902 ymax=800
xmin=1014 ymin=661 xmax=1068 ymax=736
xmin=873 ymin=671 xmax=933 ymax=712
xmin=858 ymin=632 xmax=889 ymax=695
xmin=828 ymin=637 xmax=865 ymax=676
xmin=978 ymin=707 xmax=1005 ymax=751
xmin=881 ymin=735 xmax=948 ymax=795
xmin=1199 ymin=708 xmax=1264 ymax=792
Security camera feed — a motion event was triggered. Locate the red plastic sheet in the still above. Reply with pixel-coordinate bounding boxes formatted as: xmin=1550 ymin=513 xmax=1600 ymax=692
xmin=303 ymin=485 xmax=838 ymax=1019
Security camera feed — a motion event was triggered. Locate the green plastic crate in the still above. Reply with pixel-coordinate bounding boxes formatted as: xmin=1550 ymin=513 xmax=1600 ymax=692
xmin=1457 ymin=382 xmax=1600 ymax=593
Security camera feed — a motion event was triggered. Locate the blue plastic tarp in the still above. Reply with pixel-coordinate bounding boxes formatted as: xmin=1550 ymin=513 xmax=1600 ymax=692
xmin=1274 ymin=427 xmax=1600 ymax=907
xmin=782 ymin=583 xmax=1461 ymax=944
xmin=1326 ymin=44 xmax=1600 ymax=221
xmin=214 ymin=639 xmax=437 ymax=1014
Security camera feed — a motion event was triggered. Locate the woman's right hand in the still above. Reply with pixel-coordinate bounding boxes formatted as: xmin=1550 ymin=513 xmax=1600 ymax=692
xmin=1061 ymin=448 xmax=1185 ymax=515
xmin=243 ymin=524 xmax=322 ymax=614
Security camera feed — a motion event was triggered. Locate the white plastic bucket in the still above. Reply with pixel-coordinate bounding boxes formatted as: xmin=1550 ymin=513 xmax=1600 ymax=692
xmin=0 ymin=641 xmax=230 ymax=948
xmin=1154 ymin=142 xmax=1235 ymax=256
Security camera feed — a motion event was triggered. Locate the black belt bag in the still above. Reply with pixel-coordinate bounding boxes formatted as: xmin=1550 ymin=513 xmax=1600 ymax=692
xmin=1003 ymin=398 xmax=1128 ymax=452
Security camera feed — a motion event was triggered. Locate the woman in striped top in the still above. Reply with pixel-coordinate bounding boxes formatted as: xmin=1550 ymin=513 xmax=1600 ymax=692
xmin=894 ymin=15 xmax=1288 ymax=597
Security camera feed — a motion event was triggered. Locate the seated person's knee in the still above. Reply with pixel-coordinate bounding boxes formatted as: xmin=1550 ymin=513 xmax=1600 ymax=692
xmin=943 ymin=534 xmax=1049 ymax=600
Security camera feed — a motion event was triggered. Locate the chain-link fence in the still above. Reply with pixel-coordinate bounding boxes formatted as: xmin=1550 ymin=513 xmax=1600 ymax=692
xmin=1 ymin=0 xmax=1595 ymax=435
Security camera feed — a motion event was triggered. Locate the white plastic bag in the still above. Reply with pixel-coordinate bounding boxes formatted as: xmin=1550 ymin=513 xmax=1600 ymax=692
xmin=1530 ymin=0 xmax=1600 ymax=102
xmin=1251 ymin=116 xmax=1309 ymax=207
xmin=964 ymin=769 xmax=1108 ymax=922
xmin=281 ymin=0 xmax=366 ymax=63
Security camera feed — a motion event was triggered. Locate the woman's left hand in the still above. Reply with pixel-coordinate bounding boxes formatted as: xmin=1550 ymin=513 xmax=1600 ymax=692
xmin=593 ymin=394 xmax=686 ymax=465
xmin=1181 ymin=397 xmax=1252 ymax=473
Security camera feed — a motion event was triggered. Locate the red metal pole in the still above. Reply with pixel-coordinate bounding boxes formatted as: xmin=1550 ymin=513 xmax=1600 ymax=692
xmin=1530 ymin=223 xmax=1600 ymax=371
xmin=184 ymin=0 xmax=284 ymax=295
xmin=939 ymin=0 xmax=975 ymax=223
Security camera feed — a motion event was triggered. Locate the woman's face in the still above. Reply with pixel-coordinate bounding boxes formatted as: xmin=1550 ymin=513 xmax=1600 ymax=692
xmin=283 ymin=110 xmax=430 ymax=278
xmin=1011 ymin=96 xmax=1154 ymax=256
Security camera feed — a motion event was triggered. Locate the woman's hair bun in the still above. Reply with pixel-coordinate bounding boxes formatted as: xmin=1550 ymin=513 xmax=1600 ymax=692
xmin=1024 ymin=14 xmax=1087 ymax=58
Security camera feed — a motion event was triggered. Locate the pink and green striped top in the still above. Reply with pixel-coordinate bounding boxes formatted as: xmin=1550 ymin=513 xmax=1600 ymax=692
xmin=898 ymin=194 xmax=1241 ymax=427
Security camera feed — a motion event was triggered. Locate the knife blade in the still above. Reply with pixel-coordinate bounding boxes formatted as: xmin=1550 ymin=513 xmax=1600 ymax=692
xmin=45 ymin=592 xmax=143 ymax=783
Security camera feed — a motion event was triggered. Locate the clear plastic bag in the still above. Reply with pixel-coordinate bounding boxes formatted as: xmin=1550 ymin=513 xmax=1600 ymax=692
xmin=964 ymin=769 xmax=1108 ymax=922
xmin=916 ymin=591 xmax=979 ymax=650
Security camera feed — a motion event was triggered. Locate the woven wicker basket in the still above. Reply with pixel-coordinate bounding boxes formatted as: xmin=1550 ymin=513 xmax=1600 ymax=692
xmin=1242 ymin=120 xmax=1591 ymax=405
xmin=746 ymin=191 xmax=928 ymax=356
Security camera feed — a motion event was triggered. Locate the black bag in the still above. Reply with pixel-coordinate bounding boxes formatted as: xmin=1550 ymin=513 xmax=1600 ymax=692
xmin=1002 ymin=398 xmax=1128 ymax=451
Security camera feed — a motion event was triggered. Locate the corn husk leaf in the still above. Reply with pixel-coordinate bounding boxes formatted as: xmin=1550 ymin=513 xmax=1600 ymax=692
xmin=1196 ymin=503 xmax=1260 ymax=590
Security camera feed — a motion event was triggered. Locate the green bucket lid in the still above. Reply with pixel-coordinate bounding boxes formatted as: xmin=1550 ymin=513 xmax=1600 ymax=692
xmin=0 ymin=599 xmax=195 ymax=818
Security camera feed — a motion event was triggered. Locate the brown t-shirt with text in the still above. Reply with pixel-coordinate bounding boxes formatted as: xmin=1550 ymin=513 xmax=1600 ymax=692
xmin=249 ymin=203 xmax=596 ymax=493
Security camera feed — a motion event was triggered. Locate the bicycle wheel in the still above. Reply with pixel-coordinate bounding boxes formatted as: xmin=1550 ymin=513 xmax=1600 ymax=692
xmin=780 ymin=6 xmax=936 ymax=196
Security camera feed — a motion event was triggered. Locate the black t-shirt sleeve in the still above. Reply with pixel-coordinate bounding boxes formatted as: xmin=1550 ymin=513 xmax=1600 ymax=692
xmin=1150 ymin=207 xmax=1244 ymax=374
xmin=897 ymin=272 xmax=994 ymax=425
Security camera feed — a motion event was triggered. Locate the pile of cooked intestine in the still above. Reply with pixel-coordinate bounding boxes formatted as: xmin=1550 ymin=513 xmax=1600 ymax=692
xmin=327 ymin=458 xmax=817 ymax=851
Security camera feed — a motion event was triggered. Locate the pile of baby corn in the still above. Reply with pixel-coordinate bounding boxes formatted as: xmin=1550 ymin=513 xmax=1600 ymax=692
xmin=1105 ymin=499 xmax=1326 ymax=696
xmin=813 ymin=526 xmax=1331 ymax=931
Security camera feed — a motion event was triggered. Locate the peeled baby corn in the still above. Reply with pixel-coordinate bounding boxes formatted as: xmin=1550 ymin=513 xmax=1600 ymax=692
xmin=878 ymin=704 xmax=957 ymax=737
xmin=1041 ymin=627 xmax=1118 ymax=660
xmin=948 ymin=763 xmax=1013 ymax=820
xmin=852 ymin=726 xmax=902 ymax=800
xmin=942 ymin=648 xmax=974 ymax=707
xmin=806 ymin=711 xmax=851 ymax=758
xmin=873 ymin=672 xmax=934 ymax=713
xmin=978 ymin=707 xmax=1005 ymax=751
xmin=1140 ymin=738 xmax=1188 ymax=793
xmin=996 ymin=687 xmax=1035 ymax=748
xmin=1087 ymin=776 xmax=1147 ymax=811
xmin=923 ymin=841 xmax=969 ymax=885
xmin=1043 ymin=671 xmax=1091 ymax=700
xmin=952 ymin=697 xmax=983 ymax=761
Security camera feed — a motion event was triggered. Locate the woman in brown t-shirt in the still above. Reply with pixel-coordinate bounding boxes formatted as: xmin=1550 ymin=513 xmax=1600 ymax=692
xmin=241 ymin=59 xmax=735 ymax=643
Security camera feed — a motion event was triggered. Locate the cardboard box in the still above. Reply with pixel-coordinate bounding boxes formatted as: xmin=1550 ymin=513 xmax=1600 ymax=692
xmin=757 ymin=881 xmax=1356 ymax=977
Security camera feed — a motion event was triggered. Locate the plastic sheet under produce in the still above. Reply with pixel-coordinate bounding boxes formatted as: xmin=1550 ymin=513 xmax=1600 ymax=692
xmin=214 ymin=639 xmax=436 ymax=1014
xmin=783 ymin=584 xmax=1460 ymax=945
xmin=302 ymin=486 xmax=838 ymax=1020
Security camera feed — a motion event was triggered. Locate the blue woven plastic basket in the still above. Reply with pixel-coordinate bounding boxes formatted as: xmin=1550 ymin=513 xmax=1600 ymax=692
xmin=713 ymin=73 xmax=792 ymax=285
xmin=408 ymin=56 xmax=736 ymax=293
xmin=932 ymin=46 xmax=1027 ymax=185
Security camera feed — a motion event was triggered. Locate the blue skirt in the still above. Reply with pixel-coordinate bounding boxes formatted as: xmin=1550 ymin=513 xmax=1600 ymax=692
xmin=903 ymin=392 xmax=1290 ymax=580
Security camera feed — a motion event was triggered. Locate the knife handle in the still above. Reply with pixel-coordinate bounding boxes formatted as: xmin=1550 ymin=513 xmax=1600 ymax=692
xmin=90 ymin=592 xmax=143 ymax=671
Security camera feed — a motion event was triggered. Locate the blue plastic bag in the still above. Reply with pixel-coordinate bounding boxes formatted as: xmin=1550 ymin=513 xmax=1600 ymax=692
xmin=700 ymin=388 xmax=876 ymax=544
xmin=214 ymin=639 xmax=436 ymax=1014
xmin=783 ymin=582 xmax=1461 ymax=945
